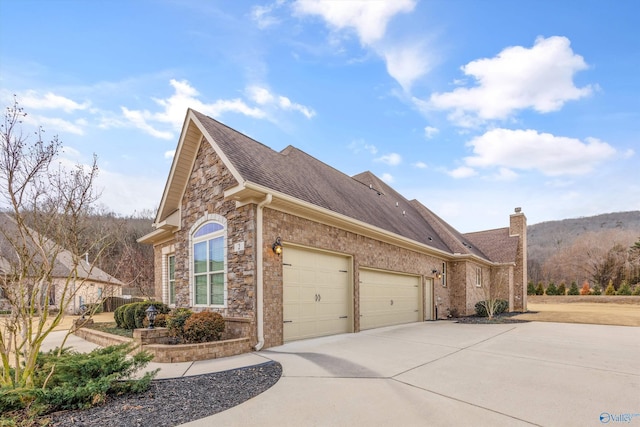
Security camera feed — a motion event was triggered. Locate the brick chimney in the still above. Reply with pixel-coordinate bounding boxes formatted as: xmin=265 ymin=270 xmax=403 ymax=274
xmin=510 ymin=207 xmax=527 ymax=311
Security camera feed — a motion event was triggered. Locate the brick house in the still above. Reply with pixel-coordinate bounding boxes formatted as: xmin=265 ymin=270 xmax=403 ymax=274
xmin=139 ymin=109 xmax=527 ymax=350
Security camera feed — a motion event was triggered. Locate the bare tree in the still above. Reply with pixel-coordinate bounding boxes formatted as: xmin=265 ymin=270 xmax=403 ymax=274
xmin=0 ymin=97 xmax=105 ymax=388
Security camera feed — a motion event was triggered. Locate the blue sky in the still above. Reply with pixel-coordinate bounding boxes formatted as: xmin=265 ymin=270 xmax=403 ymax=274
xmin=1 ymin=0 xmax=638 ymax=232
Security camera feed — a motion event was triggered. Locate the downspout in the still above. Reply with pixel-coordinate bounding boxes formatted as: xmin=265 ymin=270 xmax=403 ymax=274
xmin=254 ymin=193 xmax=272 ymax=351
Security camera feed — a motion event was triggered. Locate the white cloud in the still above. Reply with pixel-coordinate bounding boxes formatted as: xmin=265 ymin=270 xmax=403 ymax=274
xmin=250 ymin=0 xmax=285 ymax=29
xmin=348 ymin=139 xmax=378 ymax=155
xmin=381 ymin=43 xmax=431 ymax=92
xmin=491 ymin=167 xmax=518 ymax=181
xmin=623 ymin=148 xmax=635 ymax=159
xmin=122 ymin=80 xmax=319 ymax=139
xmin=381 ymin=172 xmax=394 ymax=183
xmin=293 ymin=0 xmax=427 ymax=91
xmin=278 ymin=95 xmax=316 ymax=118
xmin=375 ymin=152 xmax=402 ymax=166
xmin=164 ymin=150 xmax=176 ymax=159
xmin=293 ymin=0 xmax=415 ymax=45
xmin=413 ymin=161 xmax=427 ymax=169
xmin=448 ymin=166 xmax=477 ymax=178
xmin=424 ymin=126 xmax=439 ymax=139
xmin=246 ymin=85 xmax=316 ymax=118
xmin=121 ymin=107 xmax=174 ymax=140
xmin=20 ymin=91 xmax=90 ymax=113
xmin=429 ymin=36 xmax=593 ymax=126
xmin=464 ymin=128 xmax=617 ymax=176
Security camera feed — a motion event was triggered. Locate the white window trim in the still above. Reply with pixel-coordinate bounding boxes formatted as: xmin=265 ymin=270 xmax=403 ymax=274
xmin=161 ymin=245 xmax=176 ymax=306
xmin=189 ymin=213 xmax=228 ymax=308
xmin=475 ymin=267 xmax=483 ymax=287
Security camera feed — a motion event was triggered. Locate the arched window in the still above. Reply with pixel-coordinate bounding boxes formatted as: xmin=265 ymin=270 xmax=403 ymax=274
xmin=192 ymin=220 xmax=226 ymax=306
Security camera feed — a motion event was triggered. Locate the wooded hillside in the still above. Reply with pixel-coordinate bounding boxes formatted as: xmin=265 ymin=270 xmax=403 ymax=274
xmin=528 ymin=211 xmax=640 ymax=288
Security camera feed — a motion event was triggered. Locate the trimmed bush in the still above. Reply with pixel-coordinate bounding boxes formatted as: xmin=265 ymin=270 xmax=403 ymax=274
xmin=182 ymin=311 xmax=225 ymax=343
xmin=605 ymin=281 xmax=616 ymax=295
xmin=579 ymin=281 xmax=591 ymax=295
xmin=535 ymin=283 xmax=544 ymax=295
xmin=568 ymin=282 xmax=580 ymax=295
xmin=617 ymin=281 xmax=632 ymax=296
xmin=592 ymin=285 xmax=602 ymax=295
xmin=166 ymin=308 xmax=193 ymax=339
xmin=527 ymin=282 xmax=536 ymax=296
xmin=545 ymin=282 xmax=558 ymax=296
xmin=557 ymin=283 xmax=566 ymax=296
xmin=114 ymin=302 xmax=169 ymax=330
xmin=474 ymin=299 xmax=508 ymax=318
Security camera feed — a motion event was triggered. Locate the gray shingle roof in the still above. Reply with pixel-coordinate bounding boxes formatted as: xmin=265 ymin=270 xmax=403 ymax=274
xmin=192 ymin=110 xmax=519 ymax=263
xmin=464 ymin=228 xmax=519 ymax=263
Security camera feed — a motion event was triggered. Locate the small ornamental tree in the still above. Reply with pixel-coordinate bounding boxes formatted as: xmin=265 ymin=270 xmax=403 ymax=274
xmin=592 ymin=285 xmax=602 ymax=295
xmin=604 ymin=280 xmax=616 ymax=295
xmin=579 ymin=280 xmax=591 ymax=295
xmin=633 ymin=285 xmax=640 ymax=296
xmin=568 ymin=282 xmax=580 ymax=295
xmin=535 ymin=283 xmax=545 ymax=295
xmin=617 ymin=281 xmax=632 ymax=296
xmin=527 ymin=282 xmax=536 ymax=296
xmin=557 ymin=282 xmax=566 ymax=296
xmin=545 ymin=282 xmax=558 ymax=296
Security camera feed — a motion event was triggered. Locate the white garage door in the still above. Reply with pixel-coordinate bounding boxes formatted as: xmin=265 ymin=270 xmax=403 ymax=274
xmin=283 ymin=247 xmax=351 ymax=342
xmin=360 ymin=269 xmax=421 ymax=330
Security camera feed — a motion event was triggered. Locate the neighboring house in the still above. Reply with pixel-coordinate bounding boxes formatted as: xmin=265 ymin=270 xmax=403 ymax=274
xmin=0 ymin=214 xmax=123 ymax=313
xmin=139 ymin=109 xmax=527 ymax=349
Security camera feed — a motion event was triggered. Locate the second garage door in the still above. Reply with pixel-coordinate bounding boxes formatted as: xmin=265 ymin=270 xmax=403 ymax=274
xmin=359 ymin=269 xmax=421 ymax=330
xmin=283 ymin=247 xmax=351 ymax=342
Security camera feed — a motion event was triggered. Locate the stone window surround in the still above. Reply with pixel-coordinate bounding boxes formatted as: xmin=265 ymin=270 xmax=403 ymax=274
xmin=189 ymin=213 xmax=228 ymax=308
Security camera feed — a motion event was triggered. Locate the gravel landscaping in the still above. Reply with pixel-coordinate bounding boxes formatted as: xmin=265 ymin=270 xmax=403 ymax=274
xmin=45 ymin=361 xmax=282 ymax=427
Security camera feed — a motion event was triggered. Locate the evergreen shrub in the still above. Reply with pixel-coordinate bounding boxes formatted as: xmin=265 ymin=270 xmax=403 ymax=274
xmin=183 ymin=311 xmax=225 ymax=343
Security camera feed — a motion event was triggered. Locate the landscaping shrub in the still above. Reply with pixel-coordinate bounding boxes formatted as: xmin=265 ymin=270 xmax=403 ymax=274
xmin=557 ymin=283 xmax=566 ymax=296
xmin=114 ymin=302 xmax=169 ymax=330
xmin=0 ymin=344 xmax=155 ymax=417
xmin=592 ymin=285 xmax=602 ymax=295
xmin=605 ymin=281 xmax=616 ymax=295
xmin=633 ymin=285 xmax=640 ymax=296
xmin=545 ymin=282 xmax=558 ymax=296
xmin=474 ymin=299 xmax=508 ymax=318
xmin=527 ymin=282 xmax=536 ymax=295
xmin=579 ymin=280 xmax=591 ymax=295
xmin=182 ymin=311 xmax=225 ymax=343
xmin=617 ymin=281 xmax=632 ymax=296
xmin=166 ymin=308 xmax=193 ymax=339
xmin=568 ymin=282 xmax=580 ymax=295
xmin=535 ymin=283 xmax=544 ymax=295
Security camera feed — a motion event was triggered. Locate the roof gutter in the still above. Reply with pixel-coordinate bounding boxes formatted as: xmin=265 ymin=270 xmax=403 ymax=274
xmin=254 ymin=193 xmax=272 ymax=351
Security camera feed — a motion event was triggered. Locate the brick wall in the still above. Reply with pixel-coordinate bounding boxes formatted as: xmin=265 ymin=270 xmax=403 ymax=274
xmin=262 ymin=209 xmax=448 ymax=348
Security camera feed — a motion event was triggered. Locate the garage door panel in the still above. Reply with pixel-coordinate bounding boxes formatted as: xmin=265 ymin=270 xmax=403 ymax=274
xmin=360 ymin=269 xmax=421 ymax=331
xmin=283 ymin=247 xmax=351 ymax=342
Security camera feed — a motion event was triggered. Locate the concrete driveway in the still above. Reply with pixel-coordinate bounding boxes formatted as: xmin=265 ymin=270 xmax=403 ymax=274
xmin=184 ymin=321 xmax=640 ymax=427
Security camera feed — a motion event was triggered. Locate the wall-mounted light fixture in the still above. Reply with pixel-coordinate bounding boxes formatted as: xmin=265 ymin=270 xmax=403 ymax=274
xmin=272 ymin=237 xmax=283 ymax=255
xmin=431 ymin=269 xmax=442 ymax=279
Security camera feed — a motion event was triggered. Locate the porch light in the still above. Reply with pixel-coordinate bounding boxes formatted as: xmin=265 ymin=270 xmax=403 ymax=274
xmin=146 ymin=305 xmax=158 ymax=329
xmin=272 ymin=237 xmax=283 ymax=255
xmin=432 ymin=269 xmax=442 ymax=279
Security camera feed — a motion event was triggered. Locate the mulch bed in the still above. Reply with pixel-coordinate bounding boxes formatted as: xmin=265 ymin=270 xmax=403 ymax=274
xmin=44 ymin=361 xmax=282 ymax=427
xmin=454 ymin=312 xmax=530 ymax=324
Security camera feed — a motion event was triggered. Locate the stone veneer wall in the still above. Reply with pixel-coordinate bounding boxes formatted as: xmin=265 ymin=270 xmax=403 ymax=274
xmin=262 ymin=209 xmax=449 ymax=348
xmin=169 ymin=139 xmax=257 ymax=343
xmin=74 ymin=318 xmax=252 ymax=363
